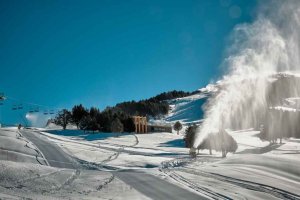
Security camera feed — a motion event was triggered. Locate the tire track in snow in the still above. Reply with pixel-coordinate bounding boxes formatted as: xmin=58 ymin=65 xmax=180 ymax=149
xmin=5 ymin=169 xmax=66 ymax=190
xmin=19 ymin=169 xmax=66 ymax=183
xmin=206 ymin=172 xmax=300 ymax=200
xmin=160 ymin=157 xmax=231 ymax=199
xmin=99 ymin=133 xmax=138 ymax=165
xmin=52 ymin=169 xmax=81 ymax=192
xmin=179 ymin=168 xmax=300 ymax=200
xmin=97 ymin=174 xmax=115 ymax=190
xmin=8 ymin=130 xmax=49 ymax=166
xmin=161 ymin=168 xmax=232 ymax=200
xmin=37 ymin=131 xmax=140 ymax=166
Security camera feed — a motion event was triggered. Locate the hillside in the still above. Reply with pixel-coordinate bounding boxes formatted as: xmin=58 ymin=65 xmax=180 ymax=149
xmin=156 ymin=84 xmax=218 ymax=126
xmin=161 ymin=72 xmax=300 ymax=127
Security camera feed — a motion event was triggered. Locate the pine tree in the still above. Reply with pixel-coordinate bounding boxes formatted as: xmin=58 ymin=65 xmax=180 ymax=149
xmin=183 ymin=125 xmax=198 ymax=148
xmin=79 ymin=115 xmax=100 ymax=133
xmin=72 ymin=104 xmax=88 ymax=129
xmin=111 ymin=117 xmax=124 ymax=133
xmin=122 ymin=117 xmax=136 ymax=132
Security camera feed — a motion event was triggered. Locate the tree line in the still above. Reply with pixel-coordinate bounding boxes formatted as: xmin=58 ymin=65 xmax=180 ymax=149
xmin=54 ymin=105 xmax=135 ymax=133
xmin=115 ymin=90 xmax=196 ymax=117
xmin=53 ymin=90 xmax=196 ymax=132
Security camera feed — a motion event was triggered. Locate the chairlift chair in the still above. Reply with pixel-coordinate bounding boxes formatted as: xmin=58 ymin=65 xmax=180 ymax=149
xmin=28 ymin=107 xmax=35 ymax=113
xmin=0 ymin=93 xmax=5 ymax=100
xmin=18 ymin=104 xmax=23 ymax=110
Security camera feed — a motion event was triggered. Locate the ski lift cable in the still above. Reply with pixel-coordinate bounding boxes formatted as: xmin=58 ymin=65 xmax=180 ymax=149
xmin=5 ymin=96 xmax=63 ymax=113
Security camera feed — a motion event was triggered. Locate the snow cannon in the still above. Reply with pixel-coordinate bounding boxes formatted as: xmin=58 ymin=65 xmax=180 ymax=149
xmin=189 ymin=147 xmax=197 ymax=158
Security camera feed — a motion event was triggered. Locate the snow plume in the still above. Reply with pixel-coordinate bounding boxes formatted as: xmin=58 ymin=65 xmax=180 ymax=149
xmin=194 ymin=1 xmax=300 ymax=148
xmin=25 ymin=113 xmax=51 ymax=127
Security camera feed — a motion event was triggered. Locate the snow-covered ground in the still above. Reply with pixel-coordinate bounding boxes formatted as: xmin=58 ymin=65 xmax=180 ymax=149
xmin=30 ymin=126 xmax=300 ymax=199
xmin=0 ymin=128 xmax=150 ymax=200
xmin=1 ymin=123 xmax=300 ymax=199
xmin=38 ymin=129 xmax=188 ymax=169
xmin=0 ymin=160 xmax=149 ymax=200
xmin=0 ymin=127 xmax=47 ymax=165
xmin=161 ymin=130 xmax=300 ymax=199
xmin=163 ymin=92 xmax=208 ymax=125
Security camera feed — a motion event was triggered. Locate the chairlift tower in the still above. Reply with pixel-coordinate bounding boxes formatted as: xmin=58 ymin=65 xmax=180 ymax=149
xmin=0 ymin=93 xmax=6 ymax=126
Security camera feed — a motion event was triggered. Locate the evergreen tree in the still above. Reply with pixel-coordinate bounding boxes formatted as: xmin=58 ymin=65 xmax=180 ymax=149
xmin=72 ymin=104 xmax=88 ymax=129
xmin=173 ymin=121 xmax=183 ymax=135
xmin=79 ymin=115 xmax=100 ymax=133
xmin=183 ymin=125 xmax=198 ymax=148
xmin=89 ymin=107 xmax=100 ymax=118
xmin=111 ymin=117 xmax=124 ymax=133
xmin=122 ymin=117 xmax=135 ymax=132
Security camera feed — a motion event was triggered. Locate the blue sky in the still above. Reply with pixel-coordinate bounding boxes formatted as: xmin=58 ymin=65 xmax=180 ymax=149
xmin=0 ymin=0 xmax=257 ymax=125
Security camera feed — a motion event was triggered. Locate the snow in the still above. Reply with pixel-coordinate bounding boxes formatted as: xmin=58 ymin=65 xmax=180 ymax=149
xmin=0 ymin=128 xmax=47 ymax=165
xmin=37 ymin=130 xmax=189 ymax=169
xmin=228 ymin=129 xmax=269 ymax=152
xmin=0 ymin=160 xmax=150 ymax=200
xmin=161 ymin=131 xmax=300 ymax=199
xmin=1 ymin=82 xmax=300 ymax=199
xmin=272 ymin=106 xmax=298 ymax=112
xmin=0 ymin=128 xmax=151 ymax=199
xmin=163 ymin=93 xmax=209 ymax=125
xmin=28 ymin=117 xmax=300 ymax=199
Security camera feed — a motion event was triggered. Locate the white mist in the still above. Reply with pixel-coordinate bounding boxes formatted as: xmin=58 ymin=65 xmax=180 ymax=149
xmin=194 ymin=1 xmax=300 ymax=148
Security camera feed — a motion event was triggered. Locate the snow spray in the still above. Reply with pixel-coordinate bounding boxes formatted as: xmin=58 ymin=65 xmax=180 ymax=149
xmin=194 ymin=1 xmax=300 ymax=148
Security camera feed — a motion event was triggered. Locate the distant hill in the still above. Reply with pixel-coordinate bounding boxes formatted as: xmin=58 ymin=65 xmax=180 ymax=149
xmin=114 ymin=90 xmax=198 ymax=117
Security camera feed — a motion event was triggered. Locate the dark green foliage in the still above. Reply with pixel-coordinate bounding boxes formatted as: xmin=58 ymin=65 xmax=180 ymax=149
xmin=72 ymin=104 xmax=88 ymax=129
xmin=79 ymin=115 xmax=100 ymax=133
xmin=54 ymin=109 xmax=72 ymax=130
xmin=110 ymin=117 xmax=124 ymax=133
xmin=115 ymin=100 xmax=169 ymax=117
xmin=173 ymin=121 xmax=183 ymax=135
xmin=89 ymin=107 xmax=100 ymax=118
xmin=116 ymin=90 xmax=195 ymax=117
xmin=54 ymin=90 xmax=196 ymax=133
xmin=122 ymin=117 xmax=136 ymax=133
xmin=148 ymin=90 xmax=195 ymax=102
xmin=183 ymin=125 xmax=198 ymax=148
xmin=69 ymin=106 xmax=134 ymax=133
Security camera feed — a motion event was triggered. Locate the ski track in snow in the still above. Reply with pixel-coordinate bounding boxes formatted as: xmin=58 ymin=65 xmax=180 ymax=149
xmin=25 ymin=125 xmax=300 ymax=199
